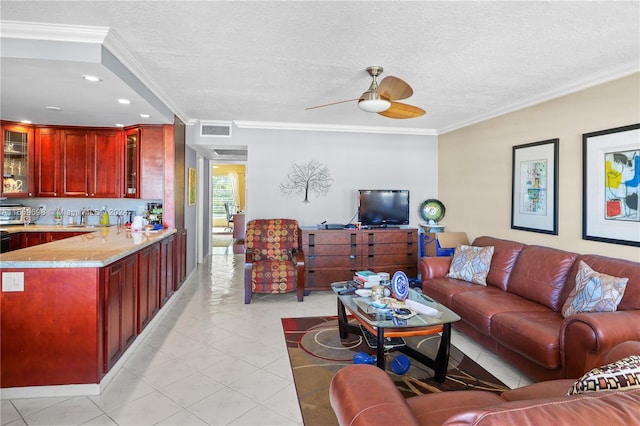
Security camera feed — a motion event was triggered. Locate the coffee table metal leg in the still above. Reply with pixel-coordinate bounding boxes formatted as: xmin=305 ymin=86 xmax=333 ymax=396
xmin=337 ymin=298 xmax=349 ymax=339
xmin=376 ymin=328 xmax=386 ymax=370
xmin=433 ymin=323 xmax=452 ymax=382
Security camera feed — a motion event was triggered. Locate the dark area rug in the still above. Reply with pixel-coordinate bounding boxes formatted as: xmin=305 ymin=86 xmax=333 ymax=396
xmin=282 ymin=315 xmax=509 ymax=426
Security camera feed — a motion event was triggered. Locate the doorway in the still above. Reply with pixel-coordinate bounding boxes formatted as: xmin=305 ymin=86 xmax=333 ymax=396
xmin=212 ymin=163 xmax=246 ymax=254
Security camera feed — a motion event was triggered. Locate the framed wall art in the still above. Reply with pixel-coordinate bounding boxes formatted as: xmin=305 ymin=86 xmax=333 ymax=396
xmin=511 ymin=138 xmax=559 ymax=235
xmin=188 ymin=167 xmax=197 ymax=206
xmin=583 ymin=123 xmax=640 ymax=246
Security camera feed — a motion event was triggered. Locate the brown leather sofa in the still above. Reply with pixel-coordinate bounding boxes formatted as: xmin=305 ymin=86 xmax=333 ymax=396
xmin=419 ymin=236 xmax=640 ymax=381
xmin=330 ymin=341 xmax=640 ymax=426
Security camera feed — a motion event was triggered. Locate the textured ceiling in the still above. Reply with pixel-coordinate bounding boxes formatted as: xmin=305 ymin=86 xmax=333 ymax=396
xmin=1 ymin=1 xmax=639 ymax=137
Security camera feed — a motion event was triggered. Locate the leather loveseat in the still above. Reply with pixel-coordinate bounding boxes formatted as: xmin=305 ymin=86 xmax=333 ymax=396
xmin=419 ymin=236 xmax=640 ymax=381
xmin=329 ymin=341 xmax=640 ymax=426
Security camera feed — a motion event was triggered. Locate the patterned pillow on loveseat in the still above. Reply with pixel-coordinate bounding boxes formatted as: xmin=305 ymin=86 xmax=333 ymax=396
xmin=567 ymin=355 xmax=640 ymax=395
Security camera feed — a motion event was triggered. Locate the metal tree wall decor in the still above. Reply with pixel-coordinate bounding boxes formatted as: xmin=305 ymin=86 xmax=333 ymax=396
xmin=280 ymin=160 xmax=333 ymax=203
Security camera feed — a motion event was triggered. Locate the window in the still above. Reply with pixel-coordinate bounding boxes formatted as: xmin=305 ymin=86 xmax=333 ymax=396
xmin=212 ymin=174 xmax=235 ymax=219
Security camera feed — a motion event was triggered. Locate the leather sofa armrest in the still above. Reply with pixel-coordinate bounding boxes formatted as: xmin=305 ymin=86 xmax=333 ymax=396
xmin=561 ymin=310 xmax=640 ymax=378
xmin=419 ymin=256 xmax=452 ymax=279
xmin=329 ymin=364 xmax=419 ymax=426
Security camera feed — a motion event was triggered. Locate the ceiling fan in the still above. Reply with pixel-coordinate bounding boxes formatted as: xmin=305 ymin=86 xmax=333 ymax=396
xmin=306 ymin=66 xmax=425 ymax=119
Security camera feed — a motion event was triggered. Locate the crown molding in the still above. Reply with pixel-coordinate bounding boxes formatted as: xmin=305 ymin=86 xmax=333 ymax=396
xmin=102 ymin=29 xmax=190 ymax=125
xmin=233 ymin=121 xmax=438 ymax=136
xmin=0 ymin=20 xmax=108 ymax=43
xmin=439 ymin=64 xmax=640 ymax=135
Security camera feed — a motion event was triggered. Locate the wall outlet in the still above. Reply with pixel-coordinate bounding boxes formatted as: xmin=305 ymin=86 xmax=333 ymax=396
xmin=2 ymin=272 xmax=24 ymax=292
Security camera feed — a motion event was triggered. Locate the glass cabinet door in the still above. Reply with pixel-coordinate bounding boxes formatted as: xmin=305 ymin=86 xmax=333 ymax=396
xmin=2 ymin=123 xmax=34 ymax=197
xmin=124 ymin=127 xmax=139 ymax=198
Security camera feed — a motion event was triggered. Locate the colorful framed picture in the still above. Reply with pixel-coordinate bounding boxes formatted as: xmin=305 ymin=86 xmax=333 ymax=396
xmin=511 ymin=138 xmax=559 ymax=235
xmin=583 ymin=123 xmax=640 ymax=246
xmin=188 ymin=167 xmax=197 ymax=206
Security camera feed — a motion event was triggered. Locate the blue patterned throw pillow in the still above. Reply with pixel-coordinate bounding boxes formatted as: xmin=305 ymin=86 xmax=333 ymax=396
xmin=445 ymin=244 xmax=494 ymax=285
xmin=561 ymin=261 xmax=628 ymax=318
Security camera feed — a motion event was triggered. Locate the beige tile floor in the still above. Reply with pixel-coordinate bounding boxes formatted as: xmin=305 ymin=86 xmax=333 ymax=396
xmin=1 ymin=245 xmax=533 ymax=426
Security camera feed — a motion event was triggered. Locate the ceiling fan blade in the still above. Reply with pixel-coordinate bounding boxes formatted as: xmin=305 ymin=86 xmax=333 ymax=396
xmin=378 ymin=76 xmax=413 ymax=101
xmin=305 ymin=98 xmax=359 ymax=110
xmin=378 ymin=101 xmax=425 ymax=119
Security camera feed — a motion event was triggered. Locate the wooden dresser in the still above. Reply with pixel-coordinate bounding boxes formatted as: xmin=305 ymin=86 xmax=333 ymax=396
xmin=301 ymin=227 xmax=419 ymax=291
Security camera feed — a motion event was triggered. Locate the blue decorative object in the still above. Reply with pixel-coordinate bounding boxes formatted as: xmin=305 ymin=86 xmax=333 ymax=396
xmin=391 ymin=354 xmax=411 ymax=374
xmin=353 ymin=352 xmax=376 ymax=365
xmin=391 ymin=271 xmax=409 ymax=301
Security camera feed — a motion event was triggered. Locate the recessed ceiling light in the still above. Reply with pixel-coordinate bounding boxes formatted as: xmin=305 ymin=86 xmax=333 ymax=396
xmin=118 ymin=99 xmax=131 ymax=105
xmin=139 ymin=114 xmax=151 ymax=118
xmin=82 ymin=74 xmax=101 ymax=82
xmin=20 ymin=120 xmax=32 ymax=124
xmin=45 ymin=106 xmax=62 ymax=111
xmin=115 ymin=123 xmax=125 ymax=127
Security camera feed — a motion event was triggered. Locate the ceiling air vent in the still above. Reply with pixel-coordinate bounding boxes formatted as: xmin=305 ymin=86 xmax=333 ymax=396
xmin=200 ymin=121 xmax=232 ymax=137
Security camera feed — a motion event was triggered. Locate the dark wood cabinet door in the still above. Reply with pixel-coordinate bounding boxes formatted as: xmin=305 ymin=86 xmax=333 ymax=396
xmin=22 ymin=232 xmax=46 ymax=248
xmin=159 ymin=235 xmax=175 ymax=307
xmin=138 ymin=243 xmax=159 ymax=333
xmin=60 ymin=129 xmax=90 ymax=197
xmin=35 ymin=127 xmax=60 ymax=197
xmin=90 ymin=130 xmax=122 ymax=198
xmin=103 ymin=254 xmax=138 ymax=371
xmin=104 ymin=262 xmax=124 ymax=370
xmin=173 ymin=229 xmax=187 ymax=291
xmin=121 ymin=255 xmax=138 ymax=349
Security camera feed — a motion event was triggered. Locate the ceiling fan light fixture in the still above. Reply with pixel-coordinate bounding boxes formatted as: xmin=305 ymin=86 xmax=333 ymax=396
xmin=358 ymin=90 xmax=391 ymax=113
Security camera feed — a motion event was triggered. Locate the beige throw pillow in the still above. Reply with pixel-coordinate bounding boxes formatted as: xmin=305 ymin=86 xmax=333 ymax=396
xmin=445 ymin=244 xmax=494 ymax=285
xmin=561 ymin=261 xmax=628 ymax=318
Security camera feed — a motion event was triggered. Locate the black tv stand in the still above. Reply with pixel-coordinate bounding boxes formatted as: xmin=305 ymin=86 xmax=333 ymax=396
xmin=368 ymin=225 xmax=401 ymax=229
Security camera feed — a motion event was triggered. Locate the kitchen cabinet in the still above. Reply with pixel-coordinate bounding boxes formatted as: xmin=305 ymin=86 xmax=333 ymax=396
xmin=159 ymin=233 xmax=175 ymax=307
xmin=173 ymin=229 xmax=187 ymax=291
xmin=301 ymin=228 xmax=419 ymax=291
xmin=35 ymin=127 xmax=60 ymax=197
xmin=103 ymin=253 xmax=138 ymax=371
xmin=35 ymin=126 xmax=122 ymax=198
xmin=2 ymin=122 xmax=35 ymax=197
xmin=22 ymin=232 xmax=46 ymax=248
xmin=138 ymin=243 xmax=159 ymax=333
xmin=59 ymin=128 xmax=122 ymax=198
xmin=123 ymin=125 xmax=164 ymax=199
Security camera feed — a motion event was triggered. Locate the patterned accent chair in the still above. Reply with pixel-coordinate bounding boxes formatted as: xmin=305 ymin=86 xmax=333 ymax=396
xmin=244 ymin=219 xmax=305 ymax=304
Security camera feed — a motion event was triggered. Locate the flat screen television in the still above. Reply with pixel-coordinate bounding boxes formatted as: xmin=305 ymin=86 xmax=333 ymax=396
xmin=358 ymin=190 xmax=410 ymax=227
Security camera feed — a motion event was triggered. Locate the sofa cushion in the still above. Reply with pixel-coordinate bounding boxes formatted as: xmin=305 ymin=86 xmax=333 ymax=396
xmin=407 ymin=391 xmax=506 ymax=426
xmin=567 ymin=355 xmax=640 ymax=395
xmin=561 ymin=260 xmax=629 ymax=318
xmin=507 ymin=245 xmax=577 ymax=311
xmin=491 ymin=311 xmax=564 ymax=369
xmin=421 ymin=277 xmax=487 ymax=307
xmin=446 ymin=245 xmax=495 ymax=285
xmin=443 ymin=388 xmax=640 ymax=426
xmin=473 ymin=236 xmax=526 ymax=291
xmin=451 ymin=289 xmax=548 ymax=336
xmin=563 ymin=254 xmax=640 ymax=311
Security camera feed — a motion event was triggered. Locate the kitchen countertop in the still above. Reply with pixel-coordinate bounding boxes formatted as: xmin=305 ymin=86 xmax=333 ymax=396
xmin=0 ymin=225 xmax=176 ymax=268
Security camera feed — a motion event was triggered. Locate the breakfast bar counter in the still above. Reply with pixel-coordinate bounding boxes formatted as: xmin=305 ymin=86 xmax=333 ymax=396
xmin=0 ymin=225 xmax=187 ymax=394
xmin=0 ymin=225 xmax=176 ymax=268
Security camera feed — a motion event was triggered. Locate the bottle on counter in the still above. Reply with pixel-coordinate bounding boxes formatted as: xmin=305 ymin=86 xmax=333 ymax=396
xmin=54 ymin=207 xmax=63 ymax=226
xmin=99 ymin=206 xmax=109 ymax=225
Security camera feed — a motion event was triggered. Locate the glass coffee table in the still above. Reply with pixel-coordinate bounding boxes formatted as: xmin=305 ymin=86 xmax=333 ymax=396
xmin=332 ymin=281 xmax=460 ymax=382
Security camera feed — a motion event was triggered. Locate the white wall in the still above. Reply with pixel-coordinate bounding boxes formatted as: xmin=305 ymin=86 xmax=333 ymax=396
xmin=192 ymin=128 xmax=438 ymax=228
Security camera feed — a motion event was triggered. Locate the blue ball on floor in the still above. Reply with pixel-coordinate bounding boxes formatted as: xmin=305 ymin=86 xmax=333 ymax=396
xmin=353 ymin=352 xmax=376 ymax=365
xmin=391 ymin=354 xmax=410 ymax=374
